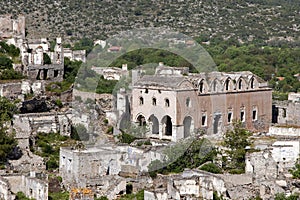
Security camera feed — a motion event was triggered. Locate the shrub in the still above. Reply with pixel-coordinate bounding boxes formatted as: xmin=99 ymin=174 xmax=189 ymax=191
xmin=199 ymin=163 xmax=222 ymax=174
xmin=55 ymin=99 xmax=63 ymax=108
xmin=46 ymin=156 xmax=59 ymax=170
xmin=118 ymin=133 xmax=136 ymax=144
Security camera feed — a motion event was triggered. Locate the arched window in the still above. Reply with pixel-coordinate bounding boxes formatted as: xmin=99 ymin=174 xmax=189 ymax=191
xmin=165 ymin=98 xmax=170 ymax=107
xmin=250 ymin=78 xmax=255 ymax=89
xmin=238 ymin=79 xmax=243 ymax=90
xmin=186 ymin=97 xmax=191 ymax=107
xmin=225 ymin=79 xmax=230 ymax=91
xmin=199 ymin=81 xmax=204 ymax=93
xmin=152 ymin=97 xmax=157 ymax=106
xmin=213 ymin=81 xmax=217 ymax=92
xmin=139 ymin=97 xmax=144 ymax=105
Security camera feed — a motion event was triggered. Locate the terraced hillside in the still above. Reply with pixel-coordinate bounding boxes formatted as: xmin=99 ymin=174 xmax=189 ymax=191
xmin=0 ymin=0 xmax=299 ymax=45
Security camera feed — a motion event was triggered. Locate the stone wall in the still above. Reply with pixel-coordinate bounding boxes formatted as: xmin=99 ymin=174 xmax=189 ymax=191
xmin=273 ymin=99 xmax=300 ymax=126
xmin=13 ymin=112 xmax=71 ymax=148
xmin=0 ymin=177 xmax=15 ymax=200
xmin=0 ymin=80 xmax=46 ymax=100
xmin=269 ymin=126 xmax=300 ymax=137
xmin=0 ymin=173 xmax=48 ymax=200
xmin=0 ymin=15 xmax=25 ymax=39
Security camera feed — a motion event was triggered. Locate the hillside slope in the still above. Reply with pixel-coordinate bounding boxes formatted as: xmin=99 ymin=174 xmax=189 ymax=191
xmin=1 ymin=0 xmax=299 ymax=45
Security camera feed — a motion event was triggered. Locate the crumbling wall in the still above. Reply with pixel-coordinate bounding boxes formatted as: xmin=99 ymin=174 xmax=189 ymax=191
xmin=13 ymin=112 xmax=71 ymax=148
xmin=246 ymin=150 xmax=278 ymax=183
xmin=1 ymin=173 xmax=48 ymax=200
xmin=0 ymin=80 xmax=46 ymax=100
xmin=0 ymin=82 xmax=22 ymax=100
xmin=0 ymin=177 xmax=15 ymax=200
xmin=273 ymin=99 xmax=300 ymax=126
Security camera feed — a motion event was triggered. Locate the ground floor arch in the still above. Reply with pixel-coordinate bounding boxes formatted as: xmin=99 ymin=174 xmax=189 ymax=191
xmin=183 ymin=116 xmax=194 ymax=138
xmin=137 ymin=114 xmax=146 ymax=126
xmin=161 ymin=115 xmax=172 ymax=136
xmin=148 ymin=115 xmax=159 ymax=134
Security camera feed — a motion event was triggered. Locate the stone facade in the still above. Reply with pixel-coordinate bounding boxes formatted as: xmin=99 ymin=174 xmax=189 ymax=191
xmin=0 ymin=80 xmax=45 ymax=100
xmin=0 ymin=172 xmax=48 ymax=200
xmin=145 ymin=169 xmax=257 ymax=200
xmin=59 ymin=143 xmax=165 ymax=199
xmin=131 ymin=65 xmax=272 ymax=141
xmin=64 ymin=48 xmax=86 ymax=63
xmin=272 ymin=93 xmax=300 ymax=126
xmin=13 ymin=112 xmax=72 ymax=149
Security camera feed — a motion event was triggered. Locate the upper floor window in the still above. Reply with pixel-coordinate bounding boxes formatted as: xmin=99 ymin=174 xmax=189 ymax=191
xmin=201 ymin=113 xmax=207 ymax=127
xmin=238 ymin=79 xmax=242 ymax=90
xmin=199 ymin=81 xmax=204 ymax=93
xmin=165 ymin=98 xmax=170 ymax=107
xmin=225 ymin=79 xmax=231 ymax=91
xmin=139 ymin=97 xmax=144 ymax=105
xmin=240 ymin=110 xmax=245 ymax=122
xmin=152 ymin=97 xmax=157 ymax=106
xmin=250 ymin=78 xmax=255 ymax=89
xmin=228 ymin=111 xmax=233 ymax=123
xmin=186 ymin=97 xmax=191 ymax=107
xmin=252 ymin=107 xmax=258 ymax=121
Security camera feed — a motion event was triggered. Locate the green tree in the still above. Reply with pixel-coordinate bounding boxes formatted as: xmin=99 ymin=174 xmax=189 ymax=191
xmin=222 ymin=121 xmax=253 ymax=174
xmin=0 ymin=56 xmax=13 ymax=69
xmin=0 ymin=97 xmax=18 ymax=165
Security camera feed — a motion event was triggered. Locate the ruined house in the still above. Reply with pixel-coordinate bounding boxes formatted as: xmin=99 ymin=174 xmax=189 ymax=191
xmin=131 ymin=65 xmax=272 ymax=141
xmin=272 ymin=93 xmax=300 ymax=126
xmin=21 ymin=37 xmax=64 ymax=81
xmin=91 ymin=64 xmax=129 ymax=80
xmin=0 ymin=15 xmax=25 ymax=39
xmin=0 ymin=172 xmax=48 ymax=200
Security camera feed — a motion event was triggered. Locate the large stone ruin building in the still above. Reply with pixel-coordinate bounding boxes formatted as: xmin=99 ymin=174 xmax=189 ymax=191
xmin=131 ymin=65 xmax=272 ymax=141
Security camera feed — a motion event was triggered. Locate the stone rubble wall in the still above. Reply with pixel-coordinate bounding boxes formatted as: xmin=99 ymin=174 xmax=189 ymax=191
xmin=13 ymin=112 xmax=71 ymax=149
xmin=0 ymin=173 xmax=48 ymax=200
xmin=269 ymin=126 xmax=300 ymax=137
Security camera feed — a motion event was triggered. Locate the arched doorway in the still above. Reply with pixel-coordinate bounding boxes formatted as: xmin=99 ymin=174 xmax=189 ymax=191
xmin=183 ymin=116 xmax=194 ymax=138
xmin=137 ymin=115 xmax=146 ymax=126
xmin=149 ymin=115 xmax=159 ymax=134
xmin=162 ymin=115 xmax=172 ymax=136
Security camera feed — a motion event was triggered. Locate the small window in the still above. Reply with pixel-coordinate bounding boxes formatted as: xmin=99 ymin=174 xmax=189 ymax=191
xmin=139 ymin=97 xmax=144 ymax=105
xmin=228 ymin=112 xmax=233 ymax=123
xmin=238 ymin=79 xmax=243 ymax=90
xmin=158 ymin=90 xmax=161 ymax=94
xmin=252 ymin=110 xmax=257 ymax=121
xmin=225 ymin=79 xmax=230 ymax=91
xmin=186 ymin=97 xmax=191 ymax=107
xmin=240 ymin=110 xmax=245 ymax=122
xmin=213 ymin=81 xmax=217 ymax=92
xmin=199 ymin=81 xmax=204 ymax=93
xmin=201 ymin=114 xmax=207 ymax=126
xmin=250 ymin=78 xmax=255 ymax=89
xmin=145 ymin=89 xmax=148 ymax=93
xmin=152 ymin=97 xmax=156 ymax=106
xmin=165 ymin=99 xmax=170 ymax=107
xmin=282 ymin=108 xmax=286 ymax=118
